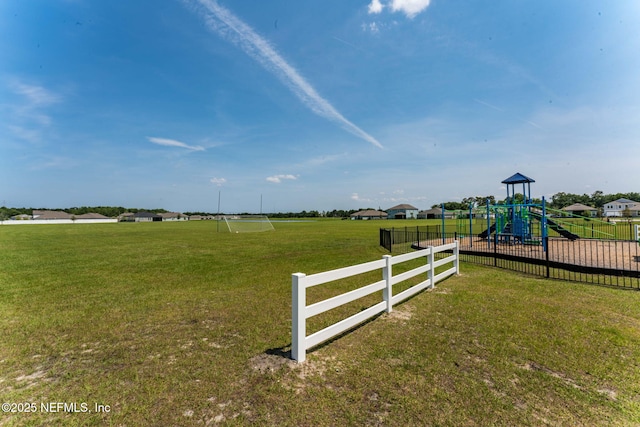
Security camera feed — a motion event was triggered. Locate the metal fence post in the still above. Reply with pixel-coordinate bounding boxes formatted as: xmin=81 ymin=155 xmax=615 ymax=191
xmin=292 ymin=273 xmax=307 ymax=362
xmin=383 ymin=255 xmax=393 ymax=313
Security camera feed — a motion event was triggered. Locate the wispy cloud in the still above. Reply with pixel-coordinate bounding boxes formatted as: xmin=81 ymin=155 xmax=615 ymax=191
xmin=351 ymin=193 xmax=372 ymax=203
xmin=266 ymin=174 xmax=298 ymax=184
xmin=307 ymin=153 xmax=348 ymax=166
xmin=11 ymin=81 xmax=60 ymax=106
xmin=189 ymin=0 xmax=383 ymax=149
xmin=210 ymin=177 xmax=227 ymax=186
xmin=473 ymin=98 xmax=504 ymax=112
xmin=6 ymin=80 xmax=61 ymax=143
xmin=147 ymin=136 xmax=205 ymax=151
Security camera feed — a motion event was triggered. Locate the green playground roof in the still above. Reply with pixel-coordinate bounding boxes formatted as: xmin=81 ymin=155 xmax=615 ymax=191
xmin=501 ymin=172 xmax=535 ymax=184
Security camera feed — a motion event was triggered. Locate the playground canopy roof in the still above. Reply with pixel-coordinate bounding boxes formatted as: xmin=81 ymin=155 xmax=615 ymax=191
xmin=502 ymin=172 xmax=535 ymax=184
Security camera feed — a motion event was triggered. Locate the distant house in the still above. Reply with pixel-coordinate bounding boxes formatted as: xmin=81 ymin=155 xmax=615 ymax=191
xmin=387 ymin=204 xmax=419 ymax=219
xmin=133 ymin=211 xmax=162 ymax=222
xmin=188 ymin=215 xmax=215 ymax=221
xmin=561 ymin=203 xmax=598 ymax=218
xmin=75 ymin=212 xmax=110 ymax=220
xmin=118 ymin=212 xmax=135 ymax=222
xmin=160 ymin=212 xmax=187 ymax=221
xmin=603 ymin=199 xmax=640 ymax=217
xmin=350 ymin=210 xmax=388 ymax=220
xmin=418 ymin=208 xmax=455 ymax=220
xmin=32 ymin=210 xmax=73 ymax=220
xmin=11 ymin=214 xmax=32 ymax=220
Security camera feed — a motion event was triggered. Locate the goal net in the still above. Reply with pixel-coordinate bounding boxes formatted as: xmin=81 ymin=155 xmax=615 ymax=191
xmin=223 ymin=215 xmax=275 ymax=233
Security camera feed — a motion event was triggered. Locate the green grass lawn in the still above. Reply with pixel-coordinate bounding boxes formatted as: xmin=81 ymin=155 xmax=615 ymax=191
xmin=1 ymin=220 xmax=640 ymax=426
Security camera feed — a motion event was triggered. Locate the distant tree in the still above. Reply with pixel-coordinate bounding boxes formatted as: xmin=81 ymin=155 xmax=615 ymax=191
xmin=590 ymin=190 xmax=606 ymax=208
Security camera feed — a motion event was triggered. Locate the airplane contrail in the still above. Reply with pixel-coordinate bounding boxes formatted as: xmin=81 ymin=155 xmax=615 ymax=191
xmin=188 ymin=0 xmax=383 ymax=149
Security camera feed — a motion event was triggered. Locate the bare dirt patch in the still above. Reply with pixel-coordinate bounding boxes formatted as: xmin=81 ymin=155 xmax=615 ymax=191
xmin=248 ymin=353 xmax=294 ymax=374
xmin=384 ymin=303 xmax=415 ymax=322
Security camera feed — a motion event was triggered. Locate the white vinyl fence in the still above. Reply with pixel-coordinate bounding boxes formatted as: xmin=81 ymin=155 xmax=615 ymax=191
xmin=292 ymin=241 xmax=459 ymax=362
xmin=0 ymin=219 xmax=118 ymax=225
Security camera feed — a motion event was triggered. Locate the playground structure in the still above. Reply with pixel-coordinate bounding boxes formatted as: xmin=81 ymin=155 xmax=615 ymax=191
xmin=468 ymin=173 xmax=614 ymax=251
xmin=384 ymin=173 xmax=640 ymax=288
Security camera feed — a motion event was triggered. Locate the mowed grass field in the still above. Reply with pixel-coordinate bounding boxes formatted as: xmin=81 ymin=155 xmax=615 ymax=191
xmin=1 ymin=219 xmax=640 ymax=426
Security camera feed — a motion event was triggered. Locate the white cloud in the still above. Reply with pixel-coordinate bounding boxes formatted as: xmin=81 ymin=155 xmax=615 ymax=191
xmin=210 ymin=177 xmax=227 ymax=186
xmin=390 ymin=0 xmax=431 ymax=18
xmin=266 ymin=174 xmax=298 ymax=184
xmin=189 ymin=0 xmax=383 ymax=149
xmin=368 ymin=0 xmax=384 ymax=14
xmin=367 ymin=0 xmax=431 ymax=19
xmin=147 ymin=136 xmax=205 ymax=151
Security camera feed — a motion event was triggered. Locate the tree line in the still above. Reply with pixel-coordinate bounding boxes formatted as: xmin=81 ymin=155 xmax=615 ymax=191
xmin=2 ymin=191 xmax=639 ymax=220
xmin=433 ymin=191 xmax=640 ymax=211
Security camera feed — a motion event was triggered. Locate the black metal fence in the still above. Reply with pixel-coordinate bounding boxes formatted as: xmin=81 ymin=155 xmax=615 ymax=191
xmin=380 ymin=227 xmax=640 ymax=289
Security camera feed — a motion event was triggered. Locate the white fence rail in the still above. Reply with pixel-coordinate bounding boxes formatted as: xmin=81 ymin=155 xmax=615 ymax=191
xmin=292 ymin=241 xmax=459 ymax=362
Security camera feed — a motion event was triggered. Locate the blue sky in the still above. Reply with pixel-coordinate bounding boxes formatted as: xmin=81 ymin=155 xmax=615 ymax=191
xmin=2 ymin=1 xmax=639 ymax=213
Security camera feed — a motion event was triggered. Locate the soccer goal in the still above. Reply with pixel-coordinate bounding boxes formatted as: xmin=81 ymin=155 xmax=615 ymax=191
xmin=223 ymin=215 xmax=275 ymax=233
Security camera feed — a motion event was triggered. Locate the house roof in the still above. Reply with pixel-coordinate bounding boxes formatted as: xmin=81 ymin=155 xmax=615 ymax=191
xmin=387 ymin=204 xmax=418 ymax=211
xmin=501 ymin=172 xmax=535 ymax=184
xmin=76 ymin=213 xmax=110 ymax=219
xmin=32 ymin=210 xmax=73 ymax=220
xmin=420 ymin=208 xmax=453 ymax=215
xmin=562 ymin=203 xmax=597 ymax=212
xmin=159 ymin=212 xmax=182 ymax=218
xmin=351 ymin=210 xmax=388 ymax=217
xmin=610 ymin=198 xmax=638 ymax=204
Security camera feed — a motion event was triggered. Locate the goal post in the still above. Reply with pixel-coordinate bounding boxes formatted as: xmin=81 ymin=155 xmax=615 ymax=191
xmin=223 ymin=215 xmax=275 ymax=233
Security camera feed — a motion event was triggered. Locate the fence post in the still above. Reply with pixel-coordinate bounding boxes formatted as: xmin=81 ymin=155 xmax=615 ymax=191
xmin=545 ymin=237 xmax=550 ymax=278
xmin=383 ymin=255 xmax=393 ymax=313
xmin=391 ymin=227 xmax=395 ymax=253
xmin=428 ymin=246 xmax=435 ymax=288
xmin=292 ymin=273 xmax=307 ymax=362
xmin=454 ymin=240 xmax=460 ymax=275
